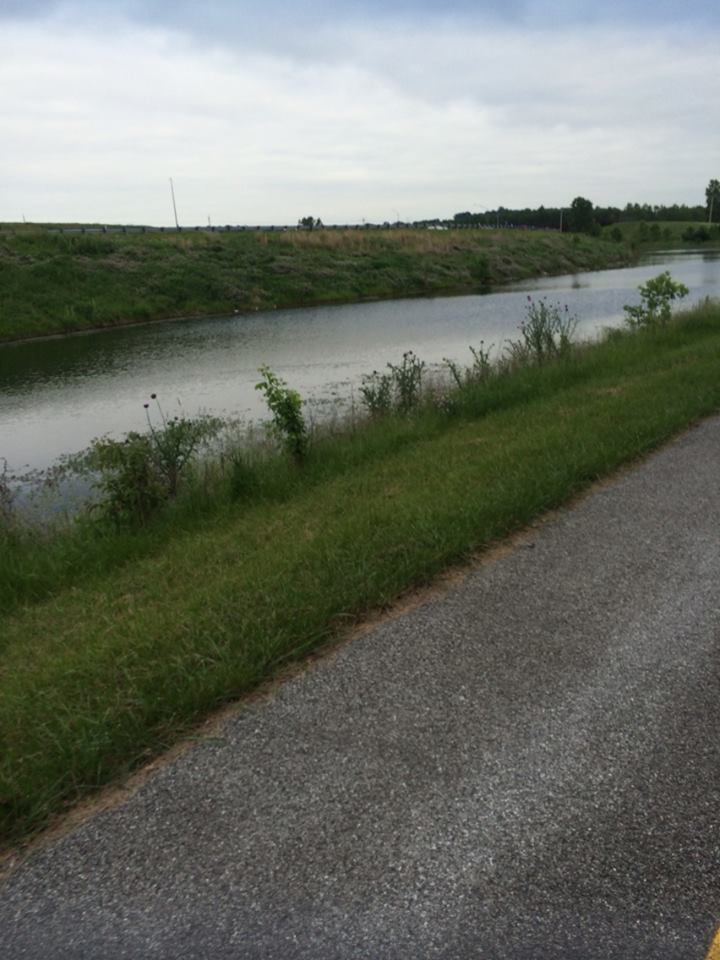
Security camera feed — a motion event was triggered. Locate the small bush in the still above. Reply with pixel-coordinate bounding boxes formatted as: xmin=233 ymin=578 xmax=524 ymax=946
xmin=144 ymin=396 xmax=223 ymax=497
xmin=681 ymin=226 xmax=711 ymax=243
xmin=77 ymin=396 xmax=222 ymax=525
xmin=623 ymin=271 xmax=689 ymax=329
xmin=359 ymin=370 xmax=393 ymax=417
xmin=255 ymin=366 xmax=309 ymax=464
xmin=85 ymin=432 xmax=165 ymax=525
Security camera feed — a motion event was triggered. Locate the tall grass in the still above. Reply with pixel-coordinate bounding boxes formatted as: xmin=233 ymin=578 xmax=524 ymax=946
xmin=602 ymin=219 xmax=720 ymax=248
xmin=2 ymin=298 xmax=718 ymax=616
xmin=2 ymin=299 xmax=720 ymax=845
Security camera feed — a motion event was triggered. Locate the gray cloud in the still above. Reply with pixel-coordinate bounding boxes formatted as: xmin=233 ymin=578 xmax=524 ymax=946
xmin=0 ymin=11 xmax=717 ymax=226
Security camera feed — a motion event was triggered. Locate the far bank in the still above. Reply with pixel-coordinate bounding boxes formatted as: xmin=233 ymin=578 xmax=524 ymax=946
xmin=0 ymin=226 xmax=630 ymax=343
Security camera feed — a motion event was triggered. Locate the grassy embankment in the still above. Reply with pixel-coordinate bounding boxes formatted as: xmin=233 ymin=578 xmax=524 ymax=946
xmin=0 ymin=225 xmax=630 ymax=342
xmin=2 ymin=298 xmax=720 ymax=848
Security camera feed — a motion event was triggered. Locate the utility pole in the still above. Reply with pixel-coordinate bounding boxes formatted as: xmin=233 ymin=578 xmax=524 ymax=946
xmin=169 ymin=177 xmax=180 ymax=229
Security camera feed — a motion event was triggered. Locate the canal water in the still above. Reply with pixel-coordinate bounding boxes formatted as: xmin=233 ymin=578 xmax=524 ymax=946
xmin=1 ymin=248 xmax=719 ymax=477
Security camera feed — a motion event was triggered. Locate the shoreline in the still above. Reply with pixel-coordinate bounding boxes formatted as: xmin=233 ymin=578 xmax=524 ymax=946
xmin=3 ymin=299 xmax=720 ymax=845
xmin=0 ymin=227 xmax=631 ymax=345
xmin=0 ymin=284 xmax=492 ymax=347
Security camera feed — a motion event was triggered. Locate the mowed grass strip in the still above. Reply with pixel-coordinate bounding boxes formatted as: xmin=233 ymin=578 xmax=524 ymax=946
xmin=2 ymin=312 xmax=720 ymax=844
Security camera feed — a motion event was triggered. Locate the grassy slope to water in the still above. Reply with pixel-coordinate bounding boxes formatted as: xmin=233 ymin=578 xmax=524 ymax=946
xmin=0 ymin=226 xmax=629 ymax=341
xmin=2 ymin=301 xmax=720 ymax=847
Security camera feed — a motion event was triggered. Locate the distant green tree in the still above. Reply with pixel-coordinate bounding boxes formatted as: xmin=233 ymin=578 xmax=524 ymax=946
xmin=568 ymin=196 xmax=596 ymax=234
xmin=298 ymin=216 xmax=323 ymax=231
xmin=706 ymin=179 xmax=720 ymax=223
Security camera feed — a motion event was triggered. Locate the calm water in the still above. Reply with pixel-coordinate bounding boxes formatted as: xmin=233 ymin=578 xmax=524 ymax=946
xmin=1 ymin=248 xmax=719 ymax=475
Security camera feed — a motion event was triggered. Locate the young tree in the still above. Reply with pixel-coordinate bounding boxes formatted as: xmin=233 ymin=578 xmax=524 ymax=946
xmin=255 ymin=366 xmax=308 ymax=464
xmin=623 ymin=272 xmax=688 ymax=328
xmin=706 ymin=179 xmax=720 ymax=223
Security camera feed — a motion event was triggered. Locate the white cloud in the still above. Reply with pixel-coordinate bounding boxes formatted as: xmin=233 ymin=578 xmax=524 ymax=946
xmin=1 ymin=14 xmax=718 ymax=225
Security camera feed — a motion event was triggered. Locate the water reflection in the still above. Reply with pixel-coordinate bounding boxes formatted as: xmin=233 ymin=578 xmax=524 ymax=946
xmin=1 ymin=249 xmax=719 ymax=474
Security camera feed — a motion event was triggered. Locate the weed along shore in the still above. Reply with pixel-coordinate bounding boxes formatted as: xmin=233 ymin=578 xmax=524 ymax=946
xmin=1 ymin=275 xmax=719 ymax=848
xmin=0 ymin=225 xmax=630 ymax=342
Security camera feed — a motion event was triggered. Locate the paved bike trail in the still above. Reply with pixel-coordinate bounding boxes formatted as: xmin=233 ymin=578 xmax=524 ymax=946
xmin=2 ymin=418 xmax=720 ymax=959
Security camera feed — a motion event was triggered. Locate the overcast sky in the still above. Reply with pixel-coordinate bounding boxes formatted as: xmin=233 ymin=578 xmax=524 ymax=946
xmin=1 ymin=0 xmax=718 ymax=225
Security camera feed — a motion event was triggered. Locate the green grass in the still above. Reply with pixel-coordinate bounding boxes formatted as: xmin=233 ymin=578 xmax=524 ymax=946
xmin=603 ymin=219 xmax=720 ymax=248
xmin=2 ymin=300 xmax=720 ymax=847
xmin=0 ymin=225 xmax=630 ymax=342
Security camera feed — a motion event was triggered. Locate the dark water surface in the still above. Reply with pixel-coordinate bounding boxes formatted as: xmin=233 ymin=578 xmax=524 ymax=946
xmin=1 ymin=249 xmax=718 ymax=475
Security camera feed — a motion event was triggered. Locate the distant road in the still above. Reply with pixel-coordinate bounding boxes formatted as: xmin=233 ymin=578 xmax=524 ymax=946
xmin=32 ymin=222 xmax=494 ymax=234
xmin=2 ymin=417 xmax=720 ymax=958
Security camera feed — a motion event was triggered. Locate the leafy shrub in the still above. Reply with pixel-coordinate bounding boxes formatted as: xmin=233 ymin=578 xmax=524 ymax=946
xmin=85 ymin=432 xmax=165 ymax=525
xmin=681 ymin=226 xmax=711 ymax=243
xmin=79 ymin=395 xmax=222 ymax=525
xmin=359 ymin=370 xmax=393 ymax=417
xmin=623 ymin=271 xmax=689 ymax=329
xmin=143 ymin=395 xmax=222 ymax=497
xmin=255 ymin=366 xmax=308 ymax=464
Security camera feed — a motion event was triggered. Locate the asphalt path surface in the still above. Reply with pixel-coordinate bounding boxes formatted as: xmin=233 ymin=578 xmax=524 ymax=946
xmin=2 ymin=417 xmax=720 ymax=959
